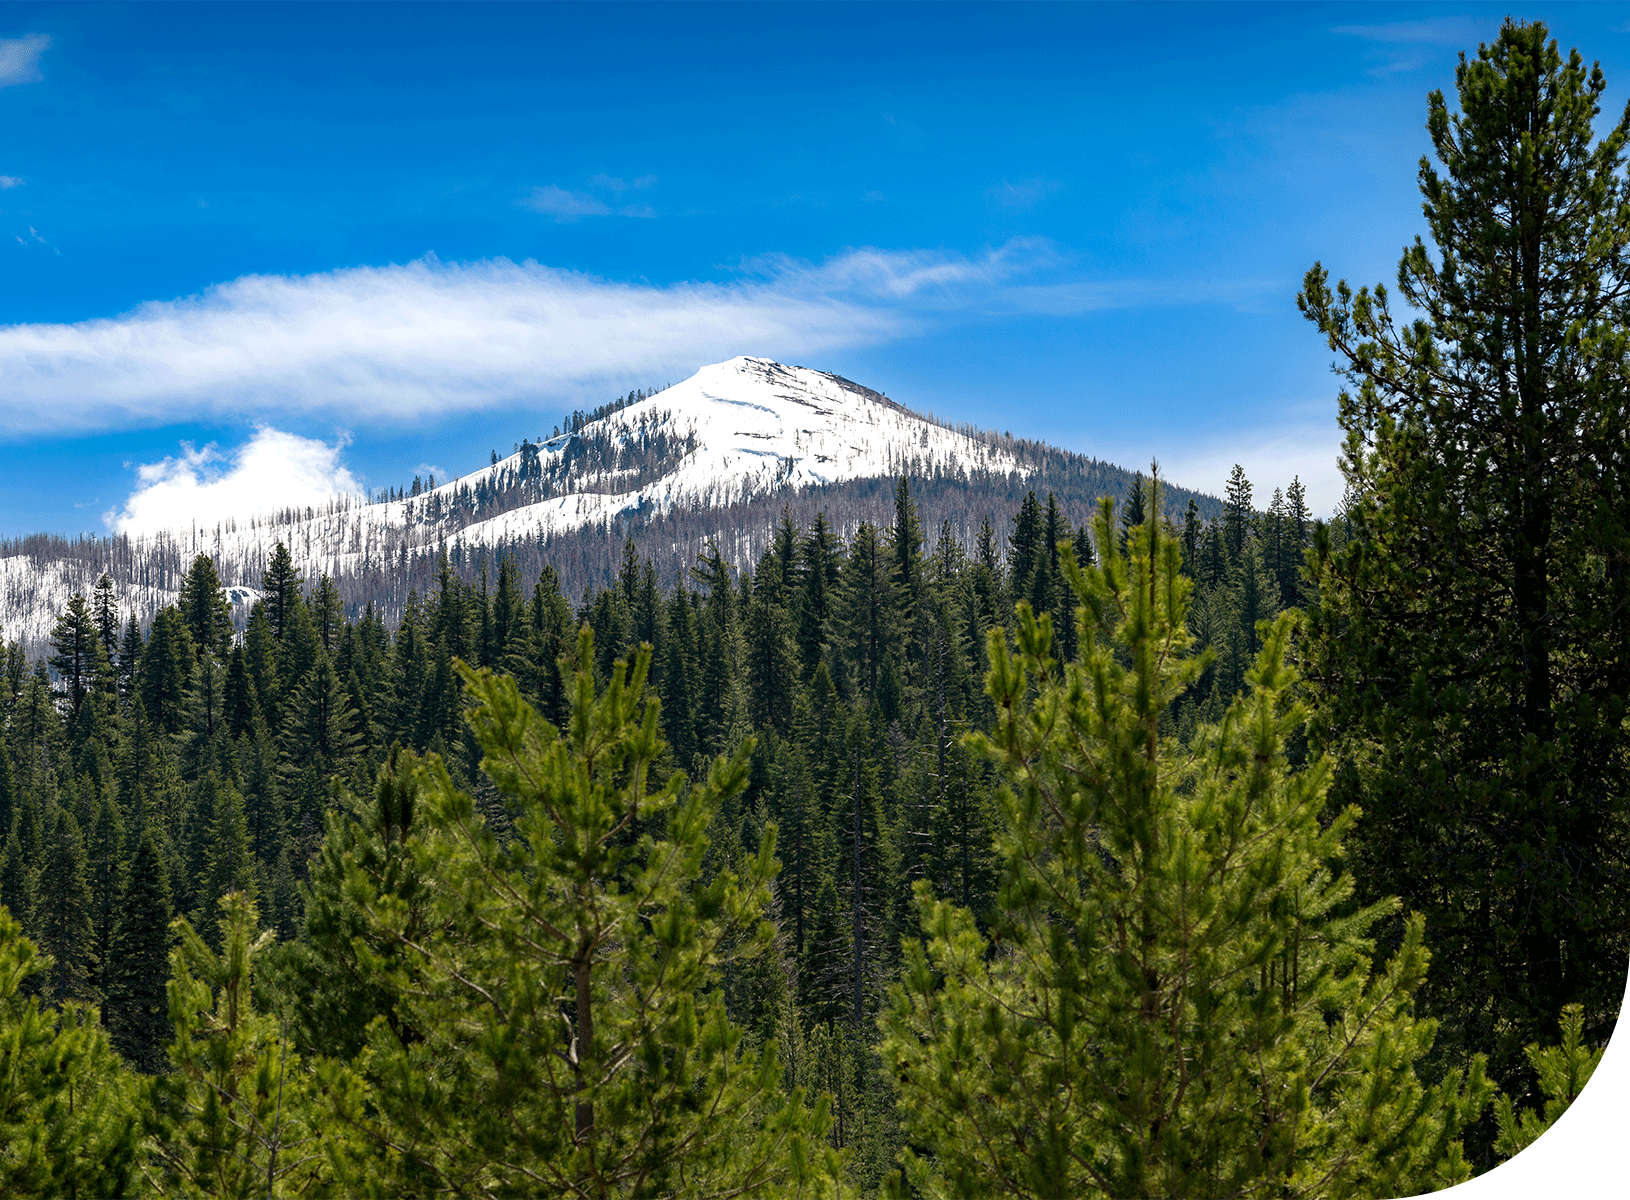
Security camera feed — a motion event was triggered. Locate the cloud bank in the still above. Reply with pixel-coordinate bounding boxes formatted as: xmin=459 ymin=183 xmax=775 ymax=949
xmin=0 ymin=245 xmax=1067 ymax=435
xmin=107 ymin=427 xmax=363 ymax=537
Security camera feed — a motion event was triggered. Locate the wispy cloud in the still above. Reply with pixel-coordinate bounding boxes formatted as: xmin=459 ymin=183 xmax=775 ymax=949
xmin=1332 ymin=18 xmax=1486 ymax=46
xmin=0 ymin=176 xmax=22 ymax=189
xmin=745 ymin=238 xmax=1060 ymax=301
xmin=0 ymin=34 xmax=50 ymax=87
xmin=1333 ymin=17 xmax=1487 ymax=75
xmin=13 ymin=224 xmax=53 ymax=252
xmin=0 ymin=253 xmax=914 ymax=433
xmin=107 ymin=427 xmax=363 ymax=536
xmin=988 ymin=177 xmax=1063 ymax=210
xmin=523 ymin=176 xmax=658 ymax=221
xmin=586 ymin=173 xmax=657 ymax=193
xmin=0 ymin=243 xmax=1268 ymax=436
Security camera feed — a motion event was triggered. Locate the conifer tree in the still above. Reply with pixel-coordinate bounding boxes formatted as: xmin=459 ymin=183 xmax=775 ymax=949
xmin=198 ymin=774 xmax=255 ymax=939
xmin=883 ymin=491 xmax=1490 ymax=1199
xmin=117 ymin=614 xmax=142 ymax=700
xmin=798 ymin=514 xmax=840 ymax=677
xmin=325 ymin=632 xmax=836 ymax=1196
xmin=0 ymin=909 xmax=141 ymax=1197
xmin=37 ymin=809 xmax=97 ymax=1003
xmin=177 ymin=553 xmax=233 ymax=660
xmin=835 ymin=522 xmax=899 ymax=703
xmin=1117 ymin=471 xmax=1146 ymax=551
xmin=86 ymin=786 xmax=126 ymax=1000
xmin=146 ymin=893 xmax=336 ymax=1197
xmin=49 ymin=593 xmax=103 ymax=714
xmin=1281 ymin=475 xmax=1310 ymax=604
xmin=92 ymin=571 xmax=120 ymax=660
xmin=105 ymin=833 xmax=174 ymax=1074
xmin=1223 ymin=462 xmax=1253 ymax=560
xmin=138 ymin=607 xmax=196 ymax=736
xmin=1492 ymin=1005 xmax=1603 ymax=1159
xmin=261 ymin=543 xmax=302 ymax=642
xmin=1298 ymin=17 xmax=1630 ymax=1072
xmin=278 ymin=750 xmax=429 ymax=1060
xmin=1007 ymin=491 xmax=1042 ymax=601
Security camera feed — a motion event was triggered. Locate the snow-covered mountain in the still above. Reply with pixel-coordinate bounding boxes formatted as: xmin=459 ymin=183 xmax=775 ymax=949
xmin=0 ymin=356 xmax=1211 ymax=654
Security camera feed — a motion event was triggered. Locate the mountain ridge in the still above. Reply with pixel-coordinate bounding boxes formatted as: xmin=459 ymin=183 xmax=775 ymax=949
xmin=0 ymin=356 xmax=1220 ymax=653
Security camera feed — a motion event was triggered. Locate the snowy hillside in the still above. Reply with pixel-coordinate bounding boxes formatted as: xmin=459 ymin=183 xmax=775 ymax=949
xmin=0 ymin=357 xmax=1034 ymax=651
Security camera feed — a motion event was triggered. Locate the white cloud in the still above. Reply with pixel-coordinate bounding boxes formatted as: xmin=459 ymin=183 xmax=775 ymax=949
xmin=0 ymin=241 xmax=1267 ymax=443
xmin=1332 ymin=18 xmax=1486 ymax=46
xmin=988 ymin=177 xmax=1063 ymax=210
xmin=13 ymin=224 xmax=52 ymax=251
xmin=587 ymin=173 xmax=657 ymax=193
xmin=0 ymin=252 xmax=925 ymax=433
xmin=523 ymin=185 xmax=614 ymax=220
xmin=523 ymin=180 xmax=657 ymax=221
xmin=0 ymin=244 xmax=1146 ymax=435
xmin=107 ymin=427 xmax=363 ymax=536
xmin=747 ymin=238 xmax=1059 ymax=301
xmin=0 ymin=176 xmax=22 ymax=189
xmin=0 ymin=34 xmax=49 ymax=87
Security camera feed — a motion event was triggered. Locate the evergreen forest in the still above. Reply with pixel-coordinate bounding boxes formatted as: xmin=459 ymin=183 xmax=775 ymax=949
xmin=0 ymin=18 xmax=1625 ymax=1198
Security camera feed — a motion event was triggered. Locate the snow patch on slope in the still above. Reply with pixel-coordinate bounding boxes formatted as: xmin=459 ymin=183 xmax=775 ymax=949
xmin=2 ymin=357 xmax=1028 ymax=650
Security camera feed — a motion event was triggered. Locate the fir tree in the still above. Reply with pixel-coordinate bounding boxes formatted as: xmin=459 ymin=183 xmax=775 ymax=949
xmin=261 ymin=543 xmax=302 ymax=642
xmin=138 ymin=607 xmax=196 ymax=736
xmin=177 ymin=553 xmax=233 ymax=660
xmin=105 ymin=833 xmax=175 ymax=1073
xmin=37 ymin=809 xmax=97 ymax=1003
xmin=1222 ymin=462 xmax=1253 ymax=560
xmin=92 ymin=571 xmax=120 ymax=660
xmin=49 ymin=593 xmax=104 ymax=714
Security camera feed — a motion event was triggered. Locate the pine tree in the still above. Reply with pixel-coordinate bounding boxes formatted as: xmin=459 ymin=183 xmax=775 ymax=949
xmin=1117 ymin=471 xmax=1146 ymax=551
xmin=117 ymin=614 xmax=142 ymax=700
xmin=835 ymin=522 xmax=899 ymax=704
xmin=146 ymin=893 xmax=336 ymax=1197
xmin=85 ymin=787 xmax=126 ymax=1002
xmin=197 ymin=774 xmax=255 ymax=939
xmin=279 ymin=750 xmax=429 ymax=1060
xmin=1007 ymin=491 xmax=1043 ymax=601
xmin=1298 ymin=18 xmax=1630 ymax=1075
xmin=1180 ymin=498 xmax=1202 ymax=574
xmin=325 ymin=633 xmax=836 ymax=1195
xmin=1281 ymin=475 xmax=1310 ymax=604
xmin=0 ymin=909 xmax=141 ymax=1197
xmin=1492 ymin=1005 xmax=1604 ymax=1159
xmin=883 ymin=490 xmax=1490 ymax=1199
xmin=797 ymin=513 xmax=840 ymax=676
xmin=312 ymin=573 xmax=343 ymax=655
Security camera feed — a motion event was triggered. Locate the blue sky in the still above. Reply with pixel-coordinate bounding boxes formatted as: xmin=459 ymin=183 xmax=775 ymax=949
xmin=3 ymin=2 xmax=1628 ymax=535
